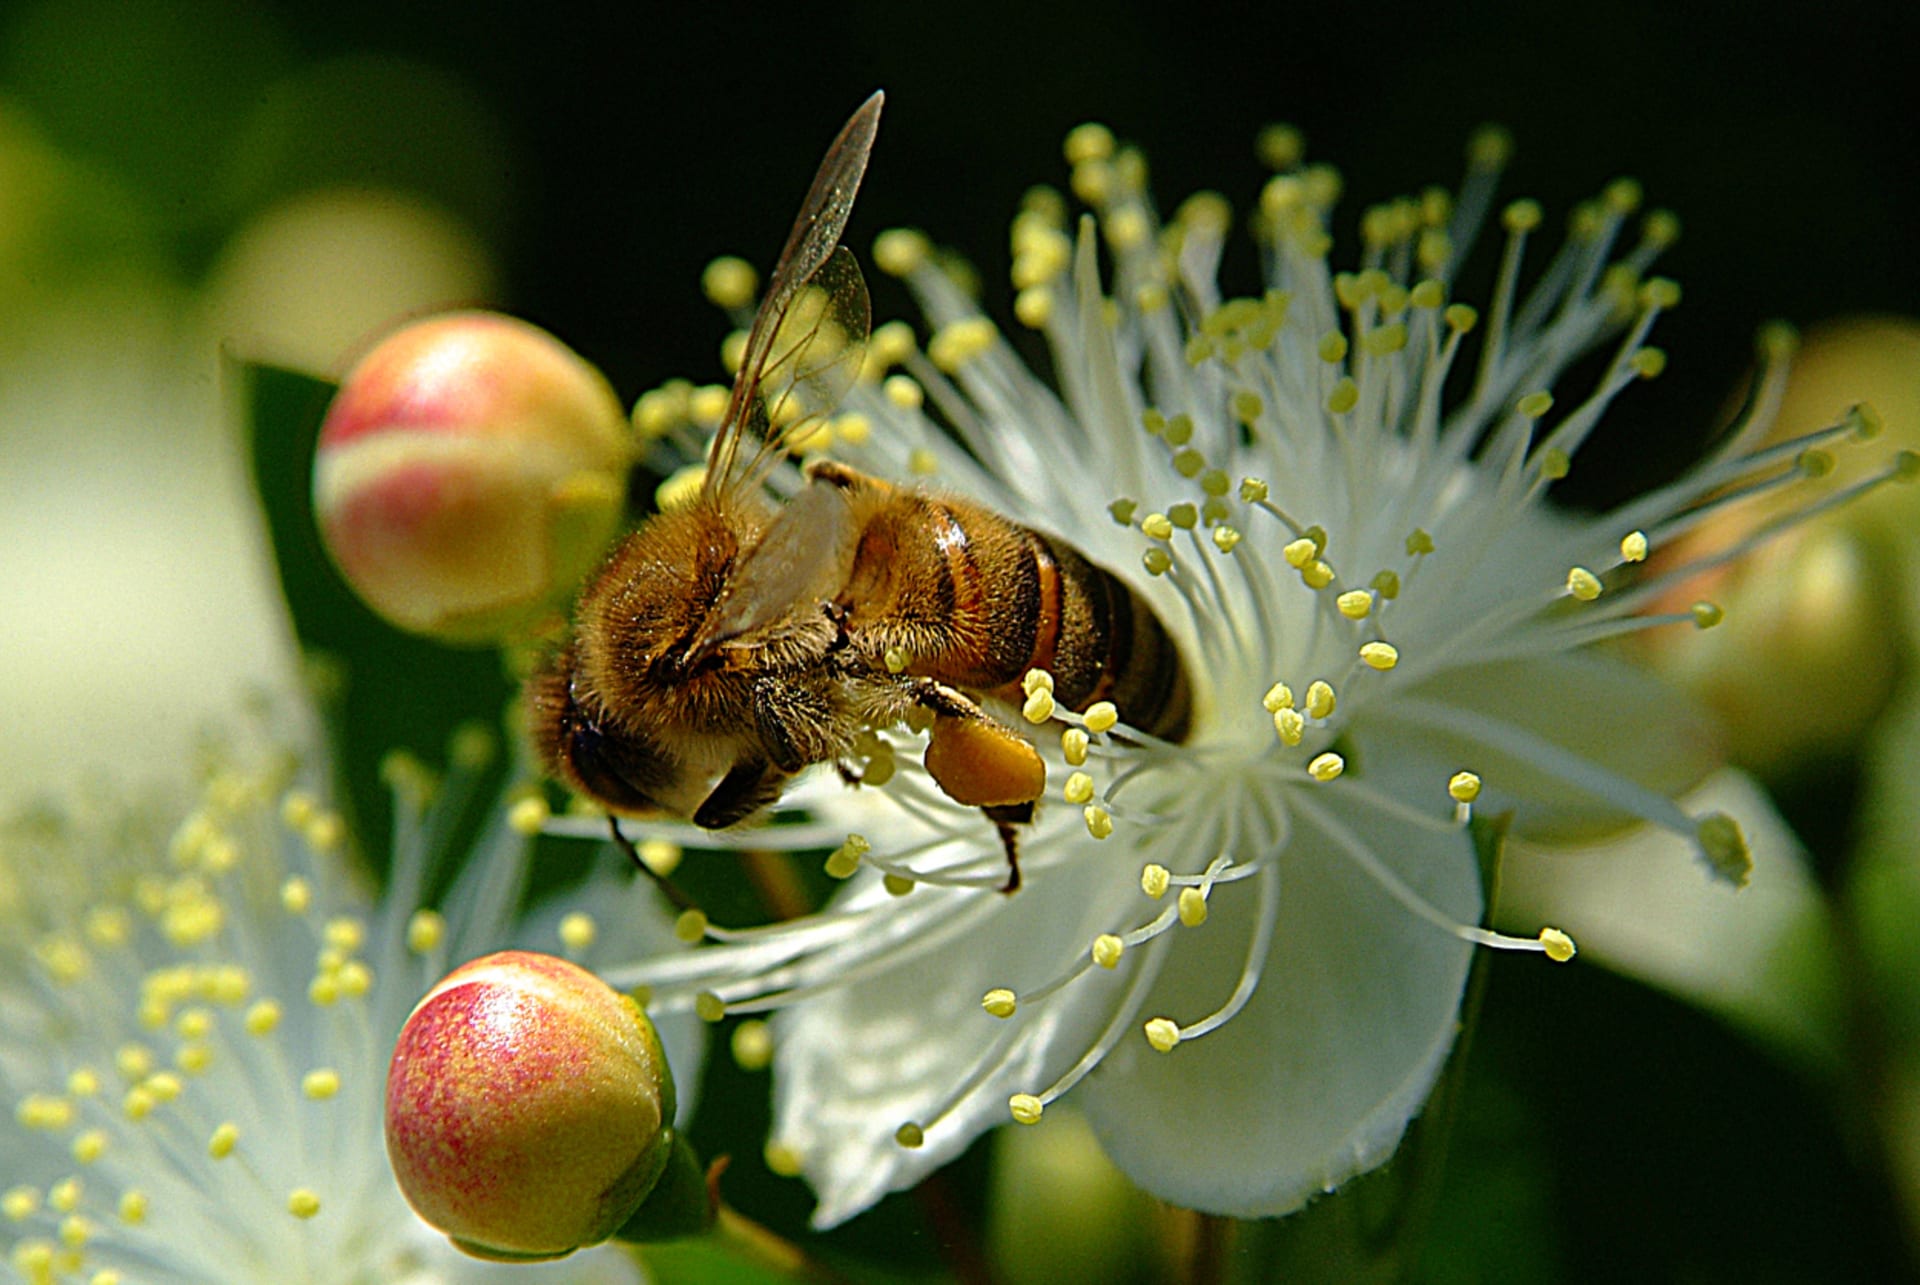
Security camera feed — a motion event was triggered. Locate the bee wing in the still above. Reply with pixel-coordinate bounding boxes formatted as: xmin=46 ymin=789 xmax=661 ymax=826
xmin=707 ymin=92 xmax=882 ymax=499
xmin=684 ymin=476 xmax=860 ymax=657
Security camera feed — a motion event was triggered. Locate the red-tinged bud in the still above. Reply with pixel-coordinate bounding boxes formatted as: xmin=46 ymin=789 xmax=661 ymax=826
xmin=315 ymin=313 xmax=629 ymax=642
xmin=385 ymin=950 xmax=676 ymax=1261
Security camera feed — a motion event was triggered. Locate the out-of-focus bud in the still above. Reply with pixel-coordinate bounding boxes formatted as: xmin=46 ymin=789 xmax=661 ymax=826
xmin=315 ymin=312 xmax=629 ymax=642
xmin=1639 ymin=318 xmax=1920 ymax=774
xmin=385 ymin=950 xmax=678 ymax=1261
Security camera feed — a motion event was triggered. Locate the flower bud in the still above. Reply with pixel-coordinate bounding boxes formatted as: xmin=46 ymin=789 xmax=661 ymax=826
xmin=315 ymin=312 xmax=630 ymax=642
xmin=1638 ymin=318 xmax=1920 ymax=773
xmin=385 ymin=950 xmax=676 ymax=1261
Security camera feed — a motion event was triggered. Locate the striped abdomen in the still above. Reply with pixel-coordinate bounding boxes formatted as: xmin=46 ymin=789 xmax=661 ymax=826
xmin=841 ymin=491 xmax=1192 ymax=741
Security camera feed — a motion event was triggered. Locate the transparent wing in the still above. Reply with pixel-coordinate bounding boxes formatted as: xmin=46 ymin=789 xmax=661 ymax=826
xmin=707 ymin=92 xmax=882 ymax=499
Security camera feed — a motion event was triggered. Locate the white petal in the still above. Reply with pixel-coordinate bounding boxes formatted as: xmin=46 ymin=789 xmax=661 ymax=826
xmin=1076 ymin=796 xmax=1478 ymax=1218
xmin=770 ymin=851 xmax=1147 ymax=1228
xmin=1497 ymin=767 xmax=1839 ymax=1064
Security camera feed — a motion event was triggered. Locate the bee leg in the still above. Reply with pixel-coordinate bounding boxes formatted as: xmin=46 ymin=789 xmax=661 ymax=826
xmin=607 ymin=815 xmax=700 ymax=913
xmin=693 ymin=759 xmax=789 ymax=830
xmin=981 ymin=802 xmax=1034 ymax=894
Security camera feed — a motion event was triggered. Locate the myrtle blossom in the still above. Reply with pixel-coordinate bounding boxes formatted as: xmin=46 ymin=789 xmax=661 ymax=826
xmin=589 ymin=122 xmax=1908 ymax=1227
xmin=0 ymin=719 xmax=694 ymax=1283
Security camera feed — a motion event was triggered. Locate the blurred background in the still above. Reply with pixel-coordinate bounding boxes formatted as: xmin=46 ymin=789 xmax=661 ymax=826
xmin=3 ymin=0 xmax=1918 ymax=1279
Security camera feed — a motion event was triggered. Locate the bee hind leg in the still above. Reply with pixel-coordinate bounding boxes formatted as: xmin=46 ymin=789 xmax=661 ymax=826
xmin=981 ymin=803 xmax=1033 ymax=894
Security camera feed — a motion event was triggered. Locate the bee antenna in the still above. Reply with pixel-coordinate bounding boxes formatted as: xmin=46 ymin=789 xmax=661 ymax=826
xmin=608 ymin=815 xmax=703 ymax=914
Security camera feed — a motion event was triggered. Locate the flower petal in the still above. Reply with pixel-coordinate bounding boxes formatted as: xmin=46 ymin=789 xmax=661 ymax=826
xmin=770 ymin=848 xmax=1149 ymax=1228
xmin=1075 ymin=797 xmax=1478 ymax=1218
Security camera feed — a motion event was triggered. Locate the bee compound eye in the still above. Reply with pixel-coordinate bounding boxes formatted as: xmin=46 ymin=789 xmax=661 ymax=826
xmin=564 ymin=721 xmax=675 ymax=815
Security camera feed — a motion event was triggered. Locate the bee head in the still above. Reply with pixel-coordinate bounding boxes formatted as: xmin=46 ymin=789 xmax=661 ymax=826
xmin=525 ymin=658 xmax=680 ymax=815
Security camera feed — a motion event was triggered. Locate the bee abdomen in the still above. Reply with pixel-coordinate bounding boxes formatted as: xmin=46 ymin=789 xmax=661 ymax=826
xmin=1025 ymin=530 xmax=1191 ymax=742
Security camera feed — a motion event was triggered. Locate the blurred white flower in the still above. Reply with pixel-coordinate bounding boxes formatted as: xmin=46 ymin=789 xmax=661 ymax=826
xmin=597 ymin=123 xmax=1908 ymax=1226
xmin=0 ymin=720 xmax=693 ymax=1283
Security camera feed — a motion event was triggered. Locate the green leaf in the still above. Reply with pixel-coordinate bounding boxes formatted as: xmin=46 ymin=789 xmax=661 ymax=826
xmin=237 ymin=356 xmax=514 ymax=879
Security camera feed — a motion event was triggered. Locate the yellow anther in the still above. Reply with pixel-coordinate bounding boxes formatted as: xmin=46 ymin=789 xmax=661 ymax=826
xmin=1640 ymin=277 xmax=1682 ymax=310
xmin=1091 ymin=935 xmax=1125 ymax=969
xmin=58 ymin=1214 xmax=90 ymax=1248
xmin=1567 ymin=567 xmax=1603 ymax=601
xmin=17 ymin=1094 xmax=75 ymax=1131
xmin=730 ymin=1020 xmax=774 ymax=1072
xmin=1015 ymin=287 xmax=1054 ymax=328
xmin=118 ymin=1190 xmax=148 ymax=1224
xmin=1692 ymin=601 xmax=1724 ymax=630
xmin=1277 ymin=539 xmax=1313 ymax=571
xmin=1083 ymin=702 xmax=1119 ymax=734
xmin=302 ymin=812 xmax=344 ymax=854
xmin=1696 ymin=812 xmax=1752 ymax=888
xmin=1359 ymin=641 xmax=1400 ymax=671
xmin=1141 ymin=512 xmax=1174 ymax=541
xmin=1239 ymin=478 xmax=1270 ymax=505
xmin=694 ymin=992 xmax=727 ymax=1023
xmin=673 ymin=910 xmax=709 ymax=944
xmin=122 ymin=1087 xmax=155 ymax=1120
xmin=1410 ymin=279 xmax=1446 ymax=309
xmin=883 ymin=646 xmax=910 ymax=675
xmin=1517 ymin=391 xmax=1554 ymax=419
xmin=48 ymin=1178 xmax=81 ymax=1214
xmin=1326 ymin=378 xmax=1359 ymax=415
xmin=1301 ymin=560 xmax=1335 ymax=590
xmin=1448 ymin=772 xmax=1483 ymax=803
xmin=142 ymin=1072 xmax=182 ymax=1103
xmin=550 ymin=912 xmax=594 ymax=953
xmin=1023 ymin=688 xmax=1057 ymax=724
xmin=301 ymin=1069 xmax=340 ymax=1101
xmin=883 ymin=374 xmax=925 ymax=413
xmin=506 ymin=796 xmax=549 ymax=836
xmin=1336 ymin=590 xmax=1372 ymax=619
xmin=1108 ymin=497 xmax=1138 ymax=527
xmin=1262 ymin=683 xmax=1294 ymax=713
xmin=71 ymin=1130 xmax=107 ymax=1164
xmin=245 ymin=1000 xmax=281 ymax=1036
xmin=401 ymin=910 xmax=442 ymax=954
xmin=982 ymin=988 xmax=1018 ymax=1019
xmin=66 ymin=1070 xmax=99 ymax=1099
xmin=1503 ymin=199 xmax=1543 ymax=232
xmin=824 ymin=834 xmax=870 ymax=880
xmin=1307 ymin=752 xmax=1346 ymax=783
xmin=1163 ymin=413 xmax=1195 ymax=446
xmin=628 ymin=838 xmax=678 ymax=876
xmin=1063 ymin=772 xmax=1095 ymax=806
xmin=1274 ymin=708 xmax=1305 ymax=745
xmin=4 ymin=1186 xmax=39 ymax=1221
xmin=1084 ymin=806 xmax=1114 ymax=840
xmin=1620 ymin=530 xmax=1649 ymax=563
xmin=873 ymin=228 xmax=932 ymax=277
xmin=1144 ymin=1018 xmax=1181 ymax=1053
xmin=1009 ymin=1093 xmax=1045 ymax=1125
xmin=882 ymin=873 xmax=915 ymax=897
xmin=1444 ymin=303 xmax=1479 ymax=333
xmin=1062 ymin=728 xmax=1090 ymax=766
xmin=1177 ymin=886 xmax=1209 ymax=926
xmin=1141 ymin=864 xmax=1171 ymax=899
xmin=701 ymin=256 xmax=758 ymax=310
xmin=287 ymin=1190 xmax=321 ymax=1220
xmin=764 ymin=1141 xmax=805 ymax=1177
xmin=1305 ymin=680 xmax=1336 ymax=719
xmin=209 ymin=1122 xmax=239 ymax=1159
xmin=1022 ymin=668 xmax=1055 ymax=697
xmin=894 ymin=1122 xmax=925 ymax=1149
xmin=1064 ymin=121 xmax=1115 ymax=164
xmin=1632 ymin=348 xmax=1668 ymax=378
xmin=279 ymin=878 xmax=312 ymax=915
xmin=1167 ymin=501 xmax=1199 ymax=530
xmin=1539 ymin=928 xmax=1577 ymax=963
xmin=928 ymin=318 xmax=996 ymax=373
xmin=307 ymin=973 xmax=339 ymax=1007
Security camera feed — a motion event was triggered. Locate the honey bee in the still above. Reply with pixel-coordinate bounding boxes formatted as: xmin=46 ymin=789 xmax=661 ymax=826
xmin=529 ymin=91 xmax=1190 ymax=890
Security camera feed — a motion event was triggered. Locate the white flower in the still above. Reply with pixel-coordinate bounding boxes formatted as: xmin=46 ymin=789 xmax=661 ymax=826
xmin=0 ymin=720 xmax=694 ymax=1283
xmin=598 ymin=122 xmax=1910 ymax=1227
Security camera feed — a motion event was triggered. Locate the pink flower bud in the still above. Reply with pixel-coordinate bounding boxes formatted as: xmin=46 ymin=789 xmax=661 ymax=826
xmin=315 ymin=313 xmax=630 ymax=642
xmin=385 ymin=951 xmax=675 ymax=1261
